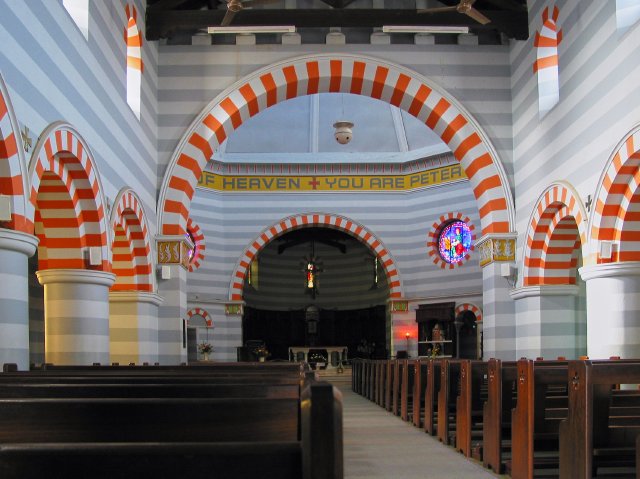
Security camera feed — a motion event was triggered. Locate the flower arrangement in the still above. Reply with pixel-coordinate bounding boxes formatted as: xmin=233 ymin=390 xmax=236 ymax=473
xmin=198 ymin=342 xmax=213 ymax=354
xmin=254 ymin=346 xmax=270 ymax=359
xmin=308 ymin=352 xmax=327 ymax=363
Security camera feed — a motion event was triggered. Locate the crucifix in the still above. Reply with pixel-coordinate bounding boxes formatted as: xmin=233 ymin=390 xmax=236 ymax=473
xmin=20 ymin=125 xmax=33 ymax=152
xmin=585 ymin=194 xmax=592 ymax=213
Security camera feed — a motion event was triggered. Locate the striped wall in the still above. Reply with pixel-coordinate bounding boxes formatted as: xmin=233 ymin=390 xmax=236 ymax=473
xmin=589 ymin=125 xmax=640 ymax=263
xmin=110 ymin=188 xmax=154 ymax=291
xmin=124 ymin=3 xmax=143 ymax=119
xmin=28 ymin=123 xmax=111 ymax=271
xmin=0 ymin=73 xmax=30 ymax=232
xmin=0 ymin=0 xmax=159 ymax=231
xmin=523 ymin=182 xmax=586 ymax=285
xmin=158 ymin=53 xmax=515 ymax=239
xmin=533 ymin=5 xmax=562 ymax=117
xmin=188 ymin=177 xmax=483 ymax=360
xmin=511 ymin=0 xmax=640 ymax=270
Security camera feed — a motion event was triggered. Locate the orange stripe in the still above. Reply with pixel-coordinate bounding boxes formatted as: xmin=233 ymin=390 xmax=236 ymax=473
xmin=0 ymin=174 xmax=24 ymax=195
xmin=441 ymin=115 xmax=467 ymax=144
xmin=370 ymin=66 xmax=389 ymax=99
xmin=176 ymin=154 xmax=201 ymax=178
xmin=408 ymin=84 xmax=432 ymax=118
xmin=426 ymin=98 xmax=450 ymax=130
xmin=202 ymin=115 xmax=226 ymax=145
xmin=0 ymin=133 xmax=17 ymax=158
xmin=390 ymin=74 xmax=410 ymax=107
xmin=220 ymin=97 xmax=242 ymax=130
xmin=533 ymin=55 xmax=558 ymax=73
xmin=482 ymin=220 xmax=510 ymax=235
xmin=282 ymin=66 xmax=298 ymax=100
xmin=239 ymin=84 xmax=259 ymax=117
xmin=127 ymin=57 xmax=143 ymax=71
xmin=0 ymin=96 xmax=7 ymax=118
xmin=454 ymin=134 xmax=482 ymax=163
xmin=350 ymin=61 xmax=366 ymax=94
xmin=169 ymin=176 xmax=194 ymax=200
xmin=306 ymin=61 xmax=320 ymax=94
xmin=189 ymin=132 xmax=214 ymax=160
xmin=260 ymin=73 xmax=277 ymax=107
xmin=329 ymin=60 xmax=342 ymax=92
xmin=473 ymin=175 xmax=502 ymax=198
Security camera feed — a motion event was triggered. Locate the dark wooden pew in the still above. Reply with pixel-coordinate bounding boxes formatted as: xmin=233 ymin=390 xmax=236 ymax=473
xmin=401 ymin=359 xmax=416 ymax=422
xmin=412 ymin=359 xmax=428 ymax=428
xmin=376 ymin=360 xmax=385 ymax=407
xmin=456 ymin=360 xmax=488 ymax=458
xmin=437 ymin=359 xmax=462 ymax=446
xmin=424 ymin=359 xmax=442 ymax=436
xmin=385 ymin=360 xmax=393 ymax=412
xmin=559 ymin=360 xmax=640 ymax=479
xmin=0 ymin=369 xmax=342 ymax=479
xmin=392 ymin=359 xmax=402 ymax=416
xmin=482 ymin=358 xmax=517 ymax=474
xmin=509 ymin=359 xmax=569 ymax=479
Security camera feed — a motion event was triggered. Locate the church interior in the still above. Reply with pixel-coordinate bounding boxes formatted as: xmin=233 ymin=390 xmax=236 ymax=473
xmin=1 ymin=0 xmax=640 ymax=477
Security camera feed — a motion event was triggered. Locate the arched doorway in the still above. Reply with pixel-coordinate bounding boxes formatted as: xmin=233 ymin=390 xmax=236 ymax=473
xmin=241 ymin=224 xmax=392 ymax=361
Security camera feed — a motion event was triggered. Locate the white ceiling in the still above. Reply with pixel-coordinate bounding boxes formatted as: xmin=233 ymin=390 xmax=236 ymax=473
xmin=214 ymin=93 xmax=450 ymax=164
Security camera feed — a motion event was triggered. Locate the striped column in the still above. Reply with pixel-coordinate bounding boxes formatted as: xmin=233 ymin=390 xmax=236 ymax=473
xmin=156 ymin=235 xmax=192 ymax=364
xmin=36 ymin=269 xmax=115 ymax=365
xmin=109 ymin=291 xmax=163 ymax=365
xmin=478 ymin=234 xmax=517 ymax=360
xmin=510 ymin=285 xmax=585 ymax=360
xmin=580 ymin=263 xmax=640 ymax=359
xmin=0 ymin=230 xmax=38 ymax=370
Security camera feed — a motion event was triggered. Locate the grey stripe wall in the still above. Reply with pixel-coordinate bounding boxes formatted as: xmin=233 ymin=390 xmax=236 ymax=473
xmin=0 ymin=0 xmax=159 ymax=227
xmin=157 ymin=43 xmax=515 ymax=186
xmin=510 ymin=1 xmax=640 ymax=357
xmin=188 ymin=178 xmax=482 ymax=360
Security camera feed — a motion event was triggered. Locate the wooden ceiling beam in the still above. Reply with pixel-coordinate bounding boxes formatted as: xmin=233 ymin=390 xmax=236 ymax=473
xmin=146 ymin=8 xmax=528 ymax=40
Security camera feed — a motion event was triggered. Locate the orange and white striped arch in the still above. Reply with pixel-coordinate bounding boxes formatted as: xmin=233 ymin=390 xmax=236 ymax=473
xmin=229 ymin=213 xmax=402 ymax=301
xmin=110 ymin=188 xmax=154 ymax=292
xmin=0 ymin=73 xmax=30 ymax=233
xmin=159 ymin=54 xmax=514 ymax=238
xmin=523 ymin=182 xmax=587 ymax=286
xmin=427 ymin=212 xmax=476 ymax=269
xmin=455 ymin=303 xmax=483 ymax=322
xmin=533 ymin=5 xmax=562 ymax=116
xmin=28 ymin=122 xmax=111 ymax=271
xmin=186 ymin=217 xmax=205 ymax=272
xmin=186 ymin=307 xmax=213 ymax=327
xmin=590 ymin=126 xmax=640 ymax=264
xmin=124 ymin=4 xmax=143 ymax=119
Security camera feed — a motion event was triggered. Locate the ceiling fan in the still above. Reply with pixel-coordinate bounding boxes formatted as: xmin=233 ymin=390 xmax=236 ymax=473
xmin=418 ymin=0 xmax=491 ymax=25
xmin=220 ymin=0 xmax=280 ymax=27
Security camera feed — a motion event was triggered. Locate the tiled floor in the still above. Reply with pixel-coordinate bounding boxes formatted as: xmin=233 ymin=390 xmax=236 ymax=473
xmin=330 ymin=376 xmax=505 ymax=479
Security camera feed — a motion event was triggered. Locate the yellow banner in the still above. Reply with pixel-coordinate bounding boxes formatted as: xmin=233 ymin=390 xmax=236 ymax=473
xmin=198 ymin=164 xmax=465 ymax=192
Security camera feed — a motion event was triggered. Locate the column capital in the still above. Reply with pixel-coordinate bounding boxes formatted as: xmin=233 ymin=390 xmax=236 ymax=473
xmin=387 ymin=298 xmax=409 ymax=313
xmin=156 ymin=235 xmax=193 ymax=270
xmin=36 ymin=269 xmax=116 ymax=287
xmin=0 ymin=229 xmax=38 ymax=257
xmin=579 ymin=261 xmax=640 ymax=281
xmin=510 ymin=284 xmax=580 ymax=300
xmin=109 ymin=291 xmax=164 ymax=306
xmin=477 ymin=233 xmax=518 ymax=267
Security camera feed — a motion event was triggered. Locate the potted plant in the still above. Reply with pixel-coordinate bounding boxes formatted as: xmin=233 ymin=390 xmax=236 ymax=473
xmin=198 ymin=342 xmax=213 ymax=361
xmin=255 ymin=346 xmax=270 ymax=362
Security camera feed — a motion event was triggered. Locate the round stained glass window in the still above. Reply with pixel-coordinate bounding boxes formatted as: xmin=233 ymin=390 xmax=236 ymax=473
xmin=438 ymin=221 xmax=472 ymax=264
xmin=186 ymin=230 xmax=196 ymax=261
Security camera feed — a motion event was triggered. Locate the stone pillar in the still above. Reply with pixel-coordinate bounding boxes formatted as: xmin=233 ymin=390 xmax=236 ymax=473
xmin=36 ymin=269 xmax=115 ymax=365
xmin=156 ymin=235 xmax=193 ymax=364
xmin=580 ymin=263 xmax=640 ymax=359
xmin=510 ymin=285 xmax=585 ymax=359
xmin=477 ymin=234 xmax=517 ymax=360
xmin=109 ymin=291 xmax=163 ymax=365
xmin=0 ymin=230 xmax=38 ymax=370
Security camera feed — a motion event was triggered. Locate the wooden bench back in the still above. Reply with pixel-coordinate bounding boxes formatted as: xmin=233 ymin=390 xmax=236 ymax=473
xmin=559 ymin=359 xmax=640 ymax=479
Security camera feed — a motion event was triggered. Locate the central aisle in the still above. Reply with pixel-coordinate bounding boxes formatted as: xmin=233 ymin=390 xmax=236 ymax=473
xmin=330 ymin=375 xmax=504 ymax=479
